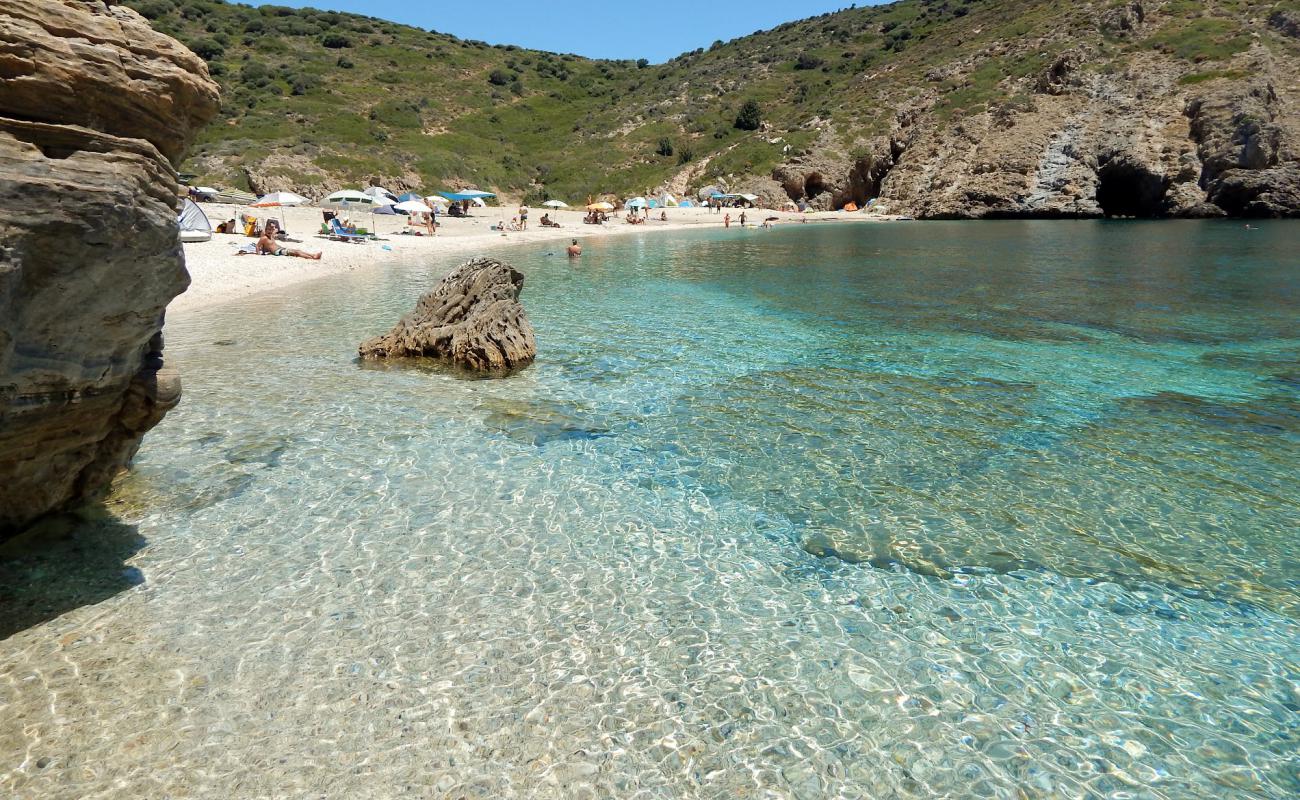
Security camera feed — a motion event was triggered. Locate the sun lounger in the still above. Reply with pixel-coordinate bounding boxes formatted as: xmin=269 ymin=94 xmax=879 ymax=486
xmin=327 ymin=218 xmax=368 ymax=242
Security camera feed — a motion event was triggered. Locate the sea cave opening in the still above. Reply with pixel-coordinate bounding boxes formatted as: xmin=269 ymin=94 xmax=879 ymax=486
xmin=1095 ymin=160 xmax=1169 ymax=218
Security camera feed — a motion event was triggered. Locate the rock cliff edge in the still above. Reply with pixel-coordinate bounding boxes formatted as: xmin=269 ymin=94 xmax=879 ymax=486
xmin=0 ymin=0 xmax=219 ymax=537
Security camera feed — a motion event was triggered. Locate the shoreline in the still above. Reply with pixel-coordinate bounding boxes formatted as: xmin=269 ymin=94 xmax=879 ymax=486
xmin=172 ymin=204 xmax=897 ymax=314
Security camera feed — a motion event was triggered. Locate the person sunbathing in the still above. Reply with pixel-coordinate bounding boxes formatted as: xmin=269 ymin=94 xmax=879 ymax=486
xmin=540 ymin=213 xmax=561 ymax=228
xmin=241 ymin=222 xmax=321 ymax=259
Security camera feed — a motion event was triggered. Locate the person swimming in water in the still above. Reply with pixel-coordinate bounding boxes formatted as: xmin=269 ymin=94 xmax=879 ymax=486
xmin=567 ymin=239 xmax=582 ymax=258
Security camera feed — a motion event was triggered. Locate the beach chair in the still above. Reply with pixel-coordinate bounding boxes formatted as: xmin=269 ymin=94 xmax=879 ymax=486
xmin=327 ymin=217 xmax=368 ymax=243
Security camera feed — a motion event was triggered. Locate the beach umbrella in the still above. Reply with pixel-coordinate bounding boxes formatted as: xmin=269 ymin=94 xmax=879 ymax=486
xmin=396 ymin=192 xmax=424 ymax=202
xmin=587 ymin=201 xmax=614 ymax=211
xmin=424 ymin=195 xmax=450 ymax=207
xmin=324 ymin=189 xmax=373 ymax=206
xmin=542 ymin=200 xmax=569 ymax=208
xmin=626 ymin=196 xmax=647 ymax=209
xmin=250 ymin=191 xmax=309 ymax=207
xmin=394 ymin=200 xmax=434 ymax=214
xmin=471 ymin=197 xmax=487 ymax=207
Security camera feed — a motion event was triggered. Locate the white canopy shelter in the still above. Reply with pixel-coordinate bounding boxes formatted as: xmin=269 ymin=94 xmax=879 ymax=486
xmin=324 ymin=189 xmax=373 ymax=206
xmin=251 ymin=191 xmax=309 ymax=208
xmin=394 ymin=200 xmax=433 ymax=214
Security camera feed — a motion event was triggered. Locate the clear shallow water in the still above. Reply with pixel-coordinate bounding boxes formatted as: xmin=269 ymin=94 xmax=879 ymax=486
xmin=2 ymin=221 xmax=1298 ymax=798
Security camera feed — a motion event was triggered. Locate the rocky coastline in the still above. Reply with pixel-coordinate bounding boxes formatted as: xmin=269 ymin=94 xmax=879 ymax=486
xmin=0 ymin=0 xmax=218 ymax=538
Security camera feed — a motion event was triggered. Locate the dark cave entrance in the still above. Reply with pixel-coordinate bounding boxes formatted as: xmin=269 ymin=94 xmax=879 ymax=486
xmin=804 ymin=171 xmax=829 ymax=198
xmin=1095 ymin=160 xmax=1170 ymax=218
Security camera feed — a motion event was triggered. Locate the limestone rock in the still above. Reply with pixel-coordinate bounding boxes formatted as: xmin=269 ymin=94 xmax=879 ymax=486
xmin=0 ymin=1 xmax=219 ymax=537
xmin=0 ymin=1 xmax=219 ymax=163
xmin=766 ymin=23 xmax=1297 ymax=219
xmin=359 ymin=257 xmax=536 ymax=371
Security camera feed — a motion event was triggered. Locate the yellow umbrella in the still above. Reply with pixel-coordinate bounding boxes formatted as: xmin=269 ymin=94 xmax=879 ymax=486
xmin=587 ymin=202 xmax=614 ymax=211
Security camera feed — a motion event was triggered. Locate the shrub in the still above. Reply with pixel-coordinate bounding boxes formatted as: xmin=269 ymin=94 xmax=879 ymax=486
xmin=734 ymin=99 xmax=762 ymax=130
xmin=134 ymin=0 xmax=174 ymax=19
xmin=488 ymin=69 xmax=511 ymax=86
xmin=189 ymin=37 xmax=224 ymax=60
xmin=794 ymin=52 xmax=823 ymax=70
xmin=637 ymin=58 xmax=649 ymax=69
xmin=510 ymin=79 xmax=525 ymax=96
xmin=321 ymin=33 xmax=351 ymax=48
xmin=656 ymin=137 xmax=674 ymax=157
xmin=677 ymin=148 xmax=694 ymax=165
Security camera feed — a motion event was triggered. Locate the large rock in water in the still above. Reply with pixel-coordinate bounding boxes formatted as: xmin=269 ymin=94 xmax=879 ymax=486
xmin=359 ymin=257 xmax=537 ymax=371
xmin=0 ymin=1 xmax=219 ymax=537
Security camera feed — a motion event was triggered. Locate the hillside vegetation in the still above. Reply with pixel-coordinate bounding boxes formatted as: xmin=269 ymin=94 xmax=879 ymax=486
xmin=129 ymin=0 xmax=1300 ymax=216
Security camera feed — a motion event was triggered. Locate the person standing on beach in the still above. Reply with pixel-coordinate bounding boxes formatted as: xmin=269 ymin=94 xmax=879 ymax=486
xmin=567 ymin=239 xmax=582 ymax=258
xmin=724 ymin=213 xmax=731 ymax=228
xmin=739 ymin=211 xmax=747 ymax=227
xmin=519 ymin=205 xmax=528 ymax=230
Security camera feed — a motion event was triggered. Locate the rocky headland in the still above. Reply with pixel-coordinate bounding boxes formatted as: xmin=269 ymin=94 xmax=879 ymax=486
xmin=0 ymin=0 xmax=219 ymax=537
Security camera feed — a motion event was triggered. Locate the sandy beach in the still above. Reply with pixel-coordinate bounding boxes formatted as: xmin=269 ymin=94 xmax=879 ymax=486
xmin=174 ymin=203 xmax=891 ymax=314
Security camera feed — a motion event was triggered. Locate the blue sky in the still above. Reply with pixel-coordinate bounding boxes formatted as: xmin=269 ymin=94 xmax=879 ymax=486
xmin=248 ymin=1 xmax=885 ymax=62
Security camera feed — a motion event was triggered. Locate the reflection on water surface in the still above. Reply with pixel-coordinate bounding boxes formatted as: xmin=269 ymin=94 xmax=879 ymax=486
xmin=2 ymin=221 xmax=1297 ymax=798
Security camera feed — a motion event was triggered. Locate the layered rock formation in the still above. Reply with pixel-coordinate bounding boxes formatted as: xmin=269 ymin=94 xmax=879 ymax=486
xmin=0 ymin=1 xmax=219 ymax=536
xmin=769 ymin=5 xmax=1300 ymax=218
xmin=359 ymin=257 xmax=537 ymax=372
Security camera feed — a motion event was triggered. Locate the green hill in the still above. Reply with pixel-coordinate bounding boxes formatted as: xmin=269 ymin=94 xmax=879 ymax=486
xmin=128 ymin=0 xmax=1300 ymax=216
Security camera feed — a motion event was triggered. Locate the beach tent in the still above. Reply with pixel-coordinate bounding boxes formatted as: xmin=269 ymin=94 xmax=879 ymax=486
xmin=471 ymin=197 xmax=487 ymax=207
xmin=739 ymin=194 xmax=760 ymax=204
xmin=325 ymin=189 xmax=373 ymax=206
xmin=396 ymin=192 xmax=424 ymax=203
xmin=363 ymin=186 xmax=398 ymax=202
xmin=678 ymin=199 xmax=694 ymax=208
xmin=177 ymin=198 xmax=212 ymax=242
xmin=192 ymin=186 xmax=219 ymax=200
xmin=251 ymin=191 xmax=308 ymax=208
xmin=659 ymin=193 xmax=678 ymax=207
xmin=543 ymin=200 xmax=569 ymax=209
xmin=842 ymin=202 xmax=859 ymax=212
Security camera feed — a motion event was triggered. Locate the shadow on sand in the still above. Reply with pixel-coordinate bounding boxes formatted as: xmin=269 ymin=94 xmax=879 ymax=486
xmin=0 ymin=511 xmax=145 ymax=641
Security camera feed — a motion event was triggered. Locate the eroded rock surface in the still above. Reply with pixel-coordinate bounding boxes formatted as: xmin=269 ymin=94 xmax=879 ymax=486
xmin=770 ymin=11 xmax=1299 ymax=219
xmin=0 ymin=1 xmax=219 ymax=536
xmin=359 ymin=257 xmax=537 ymax=372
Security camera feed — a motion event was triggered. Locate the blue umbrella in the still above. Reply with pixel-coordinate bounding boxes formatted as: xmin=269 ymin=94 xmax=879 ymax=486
xmin=397 ymin=192 xmax=423 ymax=202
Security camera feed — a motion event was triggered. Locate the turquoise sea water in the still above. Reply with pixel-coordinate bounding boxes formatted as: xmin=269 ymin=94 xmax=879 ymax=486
xmin=2 ymin=221 xmax=1298 ymax=798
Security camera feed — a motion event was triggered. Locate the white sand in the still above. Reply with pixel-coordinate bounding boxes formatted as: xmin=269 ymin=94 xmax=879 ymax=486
xmin=174 ymin=203 xmax=894 ymax=315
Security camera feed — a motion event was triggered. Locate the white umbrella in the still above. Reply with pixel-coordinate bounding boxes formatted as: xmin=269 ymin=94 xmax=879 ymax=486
xmin=542 ymin=199 xmax=569 ymax=208
xmin=394 ymin=200 xmax=433 ymax=214
xmin=471 ymin=197 xmax=486 ymax=207
xmin=425 ymin=195 xmax=450 ymax=207
xmin=324 ymin=190 xmax=372 ymax=206
xmin=250 ymin=191 xmax=309 ymax=207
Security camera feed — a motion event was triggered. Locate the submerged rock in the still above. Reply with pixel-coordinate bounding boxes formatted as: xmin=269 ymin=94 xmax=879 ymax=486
xmin=358 ymin=257 xmax=537 ymax=371
xmin=0 ymin=1 xmax=219 ymax=538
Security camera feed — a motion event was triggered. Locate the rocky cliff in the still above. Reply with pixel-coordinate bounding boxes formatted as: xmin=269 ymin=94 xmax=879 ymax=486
xmin=765 ymin=2 xmax=1300 ymax=218
xmin=0 ymin=0 xmax=219 ymax=537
